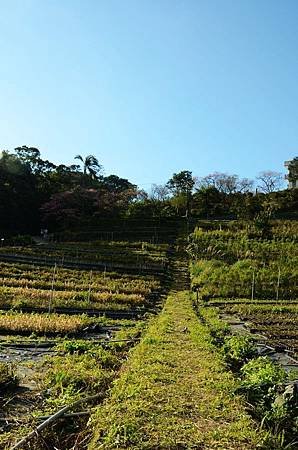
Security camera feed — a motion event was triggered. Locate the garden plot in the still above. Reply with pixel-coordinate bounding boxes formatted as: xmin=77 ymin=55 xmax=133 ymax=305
xmin=0 ymin=239 xmax=167 ymax=448
xmin=189 ymin=221 xmax=298 ymax=356
xmin=0 ymin=240 xmax=170 ymax=274
xmin=0 ymin=317 xmax=145 ymax=449
xmin=0 ymin=259 xmax=164 ymax=315
xmin=218 ymin=303 xmax=298 ymax=357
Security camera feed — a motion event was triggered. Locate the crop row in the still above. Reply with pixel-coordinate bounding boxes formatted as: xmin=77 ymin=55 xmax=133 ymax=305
xmin=0 ymin=275 xmax=156 ymax=295
xmin=0 ymin=311 xmax=94 ymax=334
xmin=0 ymin=262 xmax=159 ymax=282
xmin=0 ymin=262 xmax=160 ymax=292
xmin=188 ymin=229 xmax=298 ymax=263
xmin=189 ymin=221 xmax=298 ymax=357
xmin=0 ymin=322 xmax=145 ymax=449
xmin=195 ymin=219 xmax=298 ymax=241
xmin=191 ymin=259 xmax=297 ymax=300
xmin=220 ymin=302 xmax=298 ymax=354
xmin=0 ymin=240 xmax=169 ymax=268
xmin=0 ymin=285 xmax=146 ymax=311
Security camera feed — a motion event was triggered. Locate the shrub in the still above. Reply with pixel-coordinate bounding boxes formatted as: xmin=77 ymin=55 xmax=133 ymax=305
xmin=240 ymin=357 xmax=286 ymax=409
xmin=222 ymin=335 xmax=257 ymax=371
xmin=0 ymin=362 xmax=19 ymax=390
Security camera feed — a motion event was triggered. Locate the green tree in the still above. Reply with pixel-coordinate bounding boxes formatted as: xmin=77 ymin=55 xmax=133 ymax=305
xmin=75 ymin=154 xmax=102 ymax=185
xmin=14 ymin=146 xmax=56 ymax=175
xmin=192 ymin=186 xmax=226 ymax=218
xmin=287 ymin=156 xmax=298 ymax=186
xmin=167 ymin=170 xmax=195 ymax=216
xmin=102 ymin=175 xmax=136 ymax=193
xmin=0 ymin=150 xmax=39 ymax=233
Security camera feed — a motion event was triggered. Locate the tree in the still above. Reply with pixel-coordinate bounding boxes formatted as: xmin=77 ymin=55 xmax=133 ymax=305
xmin=197 ymin=172 xmax=254 ymax=194
xmin=192 ymin=186 xmax=226 ymax=218
xmin=167 ymin=170 xmax=195 ymax=216
xmin=230 ymin=192 xmax=262 ymax=220
xmin=101 ymin=175 xmax=136 ymax=193
xmin=149 ymin=184 xmax=169 ymax=201
xmin=75 ymin=154 xmax=102 ymax=184
xmin=15 ymin=146 xmax=56 ymax=175
xmin=287 ymin=157 xmax=298 ymax=186
xmin=167 ymin=170 xmax=195 ymax=194
xmin=256 ymin=171 xmax=283 ymax=194
xmin=0 ymin=150 xmax=40 ymax=232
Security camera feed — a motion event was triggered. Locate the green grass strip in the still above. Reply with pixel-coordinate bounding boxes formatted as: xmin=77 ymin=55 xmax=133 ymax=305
xmin=89 ymin=292 xmax=266 ymax=449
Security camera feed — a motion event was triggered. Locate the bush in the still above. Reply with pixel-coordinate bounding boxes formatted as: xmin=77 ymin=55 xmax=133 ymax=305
xmin=222 ymin=335 xmax=257 ymax=371
xmin=240 ymin=357 xmax=286 ymax=409
xmin=0 ymin=362 xmax=18 ymax=390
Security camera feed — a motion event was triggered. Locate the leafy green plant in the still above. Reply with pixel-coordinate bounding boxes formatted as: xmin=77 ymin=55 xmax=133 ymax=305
xmin=240 ymin=357 xmax=287 ymax=408
xmin=0 ymin=362 xmax=19 ymax=390
xmin=222 ymin=335 xmax=257 ymax=371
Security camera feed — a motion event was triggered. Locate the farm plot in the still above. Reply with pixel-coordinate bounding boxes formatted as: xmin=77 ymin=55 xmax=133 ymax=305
xmin=0 ymin=260 xmax=162 ymax=313
xmin=0 ymin=320 xmax=145 ymax=449
xmin=188 ymin=220 xmax=298 ymax=355
xmin=220 ymin=303 xmax=298 ymax=356
xmin=0 ymin=240 xmax=170 ymax=273
xmin=0 ymin=239 xmax=169 ymax=448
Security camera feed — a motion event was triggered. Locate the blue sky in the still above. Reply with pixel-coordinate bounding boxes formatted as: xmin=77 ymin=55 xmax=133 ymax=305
xmin=0 ymin=0 xmax=297 ymax=188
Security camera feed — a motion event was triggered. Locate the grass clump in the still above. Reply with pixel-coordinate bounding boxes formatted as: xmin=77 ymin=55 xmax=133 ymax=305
xmin=0 ymin=362 xmax=18 ymax=391
xmin=88 ymin=292 xmax=266 ymax=449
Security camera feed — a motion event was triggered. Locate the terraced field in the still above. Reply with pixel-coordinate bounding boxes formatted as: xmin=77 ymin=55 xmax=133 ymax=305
xmin=0 ymin=237 xmax=171 ymax=449
xmin=0 ymin=220 xmax=297 ymax=449
xmin=188 ymin=220 xmax=298 ymax=356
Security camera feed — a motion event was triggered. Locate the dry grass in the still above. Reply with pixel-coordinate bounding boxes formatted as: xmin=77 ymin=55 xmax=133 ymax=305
xmin=0 ymin=312 xmax=92 ymax=334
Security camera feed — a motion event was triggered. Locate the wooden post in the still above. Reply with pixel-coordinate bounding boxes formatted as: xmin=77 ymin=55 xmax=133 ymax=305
xmin=276 ymin=266 xmax=281 ymax=301
xmin=251 ymin=270 xmax=255 ymax=302
xmin=49 ymin=263 xmax=57 ymax=313
xmin=87 ymin=270 xmax=92 ymax=303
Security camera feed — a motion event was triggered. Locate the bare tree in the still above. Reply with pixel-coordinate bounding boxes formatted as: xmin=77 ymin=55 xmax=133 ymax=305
xmin=237 ymin=178 xmax=254 ymax=193
xmin=150 ymin=184 xmax=169 ymax=201
xmin=256 ymin=171 xmax=283 ymax=193
xmin=197 ymin=172 xmax=254 ymax=194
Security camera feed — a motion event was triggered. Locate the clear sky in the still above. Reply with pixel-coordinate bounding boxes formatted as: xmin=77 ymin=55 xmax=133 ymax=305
xmin=1 ymin=0 xmax=297 ymax=188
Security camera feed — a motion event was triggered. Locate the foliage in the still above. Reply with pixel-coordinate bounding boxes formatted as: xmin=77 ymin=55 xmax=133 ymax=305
xmin=254 ymin=211 xmax=272 ymax=238
xmin=222 ymin=335 xmax=257 ymax=370
xmin=188 ymin=223 xmax=298 ymax=300
xmin=75 ymin=154 xmax=102 ymax=181
xmin=240 ymin=357 xmax=287 ymax=396
xmin=166 ymin=170 xmax=195 ymax=216
xmin=256 ymin=171 xmax=284 ymax=194
xmin=197 ymin=172 xmax=254 ymax=194
xmin=286 ymin=157 xmax=298 ymax=184
xmin=0 ymin=362 xmax=19 ymax=390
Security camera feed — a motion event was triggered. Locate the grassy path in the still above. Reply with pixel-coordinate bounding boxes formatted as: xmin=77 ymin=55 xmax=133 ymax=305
xmin=89 ymin=291 xmax=265 ymax=449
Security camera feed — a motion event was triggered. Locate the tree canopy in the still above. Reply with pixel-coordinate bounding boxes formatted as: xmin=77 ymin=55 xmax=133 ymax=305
xmin=0 ymin=147 xmax=296 ymax=235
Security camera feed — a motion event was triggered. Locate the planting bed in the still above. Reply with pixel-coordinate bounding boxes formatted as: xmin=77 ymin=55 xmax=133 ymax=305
xmin=0 ymin=256 xmax=163 ymax=313
xmin=0 ymin=240 xmax=169 ymax=273
xmin=0 ymin=237 xmax=170 ymax=448
xmin=189 ymin=220 xmax=298 ymax=355
xmin=217 ymin=303 xmax=298 ymax=356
